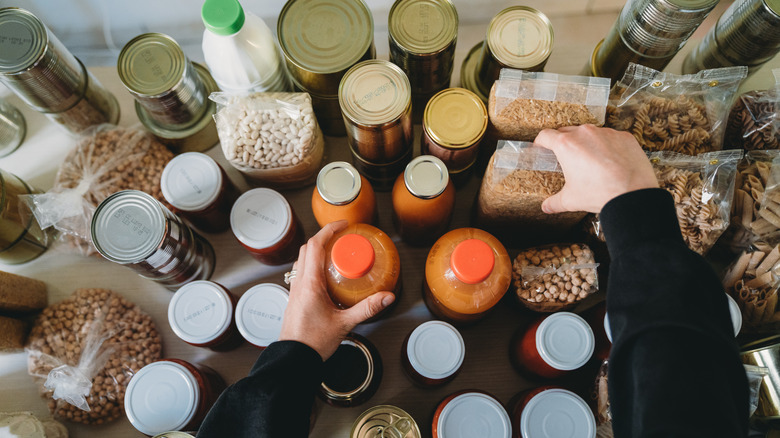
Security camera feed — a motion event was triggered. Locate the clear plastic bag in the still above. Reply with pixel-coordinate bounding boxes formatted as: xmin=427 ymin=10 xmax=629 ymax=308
xmin=488 ymin=69 xmax=610 ymax=141
xmin=25 ymin=288 xmax=162 ymax=425
xmin=722 ymin=236 xmax=780 ymax=332
xmin=606 ymin=63 xmax=747 ymax=154
xmin=744 ymin=364 xmax=770 ymax=418
xmin=591 ymin=360 xmax=610 ymax=425
xmin=211 ymin=92 xmax=325 ymax=189
xmin=725 ymin=69 xmax=780 ymax=150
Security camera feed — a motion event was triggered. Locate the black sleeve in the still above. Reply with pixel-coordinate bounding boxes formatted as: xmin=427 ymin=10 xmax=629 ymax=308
xmin=601 ymin=188 xmax=749 ymax=437
xmin=197 ymin=340 xmax=324 ymax=438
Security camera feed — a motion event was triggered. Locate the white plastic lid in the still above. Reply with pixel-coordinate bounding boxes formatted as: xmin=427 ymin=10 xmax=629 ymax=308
xmin=124 ymin=361 xmax=199 ymax=436
xmin=407 ymin=320 xmax=465 ymax=380
xmin=437 ymin=392 xmax=512 ymax=438
xmin=604 ymin=312 xmax=613 ymax=344
xmin=168 ymin=281 xmax=233 ymax=345
xmin=726 ymin=294 xmax=742 ymax=337
xmin=160 ymin=152 xmax=223 ymax=212
xmin=235 ymin=283 xmax=289 ymax=347
xmin=520 ymin=388 xmax=596 ymax=438
xmin=230 ymin=188 xmax=292 ymax=250
xmin=536 ymin=312 xmax=595 ymax=371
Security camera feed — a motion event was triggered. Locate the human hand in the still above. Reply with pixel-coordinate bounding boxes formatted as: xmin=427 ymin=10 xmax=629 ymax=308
xmin=278 ymin=221 xmax=395 ymax=361
xmin=535 ymin=125 xmax=659 ymax=214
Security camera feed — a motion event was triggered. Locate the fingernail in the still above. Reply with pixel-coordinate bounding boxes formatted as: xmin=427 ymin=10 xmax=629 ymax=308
xmin=541 ymin=202 xmax=550 ymax=214
xmin=382 ymin=294 xmax=395 ymax=307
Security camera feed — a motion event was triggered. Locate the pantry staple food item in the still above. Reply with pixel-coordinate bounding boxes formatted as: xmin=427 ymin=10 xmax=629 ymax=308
xmin=0 ymin=270 xmax=47 ymax=313
xmin=722 ymin=240 xmax=780 ymax=331
xmin=0 ymin=412 xmax=68 ymax=438
xmin=0 ymin=316 xmax=27 ymax=351
xmin=725 ymin=86 xmax=780 ymax=150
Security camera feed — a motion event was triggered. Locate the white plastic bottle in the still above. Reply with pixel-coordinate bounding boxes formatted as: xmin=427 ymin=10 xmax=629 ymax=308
xmin=201 ymin=0 xmax=290 ymax=93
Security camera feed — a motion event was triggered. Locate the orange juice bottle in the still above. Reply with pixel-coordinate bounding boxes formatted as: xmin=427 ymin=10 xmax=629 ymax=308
xmin=312 ymin=161 xmax=376 ymax=227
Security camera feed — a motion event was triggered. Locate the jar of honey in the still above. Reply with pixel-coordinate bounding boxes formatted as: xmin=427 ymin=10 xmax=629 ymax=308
xmin=320 ymin=333 xmax=382 ymax=408
xmin=235 ymin=283 xmax=289 ymax=349
xmin=311 ymin=161 xmax=376 ymax=227
xmin=167 ymin=281 xmax=243 ymax=352
xmin=508 ymin=386 xmax=596 ymax=438
xmin=432 ymin=390 xmax=511 ymax=438
xmin=402 ymin=320 xmax=465 ymax=387
xmin=511 ymin=312 xmax=595 ymax=380
xmin=392 ymin=155 xmax=455 ymax=246
xmin=230 ymin=188 xmax=305 ymax=265
xmin=423 ymin=228 xmax=511 ymax=325
xmin=324 ymin=223 xmax=401 ymax=314
xmin=124 ymin=359 xmax=226 ymax=436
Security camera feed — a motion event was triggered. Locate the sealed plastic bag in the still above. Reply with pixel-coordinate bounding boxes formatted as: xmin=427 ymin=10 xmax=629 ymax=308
xmin=489 ymin=69 xmax=610 ymax=141
xmin=606 ymin=63 xmax=747 ymax=154
xmin=211 ymin=92 xmax=325 ymax=189
xmin=722 ymin=236 xmax=780 ymax=332
xmin=744 ymin=364 xmax=770 ymax=418
xmin=26 ymin=288 xmax=161 ymax=425
xmin=725 ymin=69 xmax=780 ymax=150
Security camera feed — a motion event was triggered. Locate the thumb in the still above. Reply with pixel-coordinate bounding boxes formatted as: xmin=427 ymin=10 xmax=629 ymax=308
xmin=542 ymin=191 xmax=567 ymax=214
xmin=341 ymin=292 xmax=395 ymax=328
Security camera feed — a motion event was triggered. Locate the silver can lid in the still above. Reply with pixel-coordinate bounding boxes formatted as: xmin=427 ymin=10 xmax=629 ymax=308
xmin=407 ymin=320 xmax=464 ymax=380
xmin=160 ymin=152 xmax=223 ymax=212
xmin=91 ymin=190 xmax=166 ymax=264
xmin=317 ymin=161 xmax=362 ymax=205
xmin=0 ymin=8 xmax=47 ymax=74
xmin=404 ymin=155 xmax=449 ymax=199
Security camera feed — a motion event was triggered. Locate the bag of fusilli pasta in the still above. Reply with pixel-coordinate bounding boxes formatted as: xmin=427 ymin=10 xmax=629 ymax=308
xmin=724 ymin=69 xmax=780 ymax=150
xmin=606 ymin=63 xmax=747 ymax=155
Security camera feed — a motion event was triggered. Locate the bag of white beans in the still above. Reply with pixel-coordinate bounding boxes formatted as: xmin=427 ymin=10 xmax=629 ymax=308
xmin=211 ymin=92 xmax=325 ymax=189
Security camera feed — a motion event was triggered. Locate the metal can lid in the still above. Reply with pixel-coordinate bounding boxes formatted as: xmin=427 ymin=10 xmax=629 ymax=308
xmin=339 ymin=60 xmax=411 ymax=126
xmin=317 ymin=161 xmax=362 ymax=205
xmin=278 ymin=0 xmax=373 ymax=74
xmin=765 ymin=0 xmax=780 ymax=18
xmin=0 ymin=8 xmax=47 ymax=74
xmin=404 ymin=155 xmax=449 ymax=199
xmin=168 ymin=281 xmax=233 ymax=345
xmin=407 ymin=320 xmax=465 ymax=380
xmin=487 ymin=6 xmax=553 ymax=70
xmin=351 ymin=405 xmax=421 ymax=438
xmin=118 ymin=33 xmax=186 ymax=96
xmin=459 ymin=42 xmax=489 ymax=103
xmin=230 ymin=188 xmax=293 ymax=250
xmin=160 ymin=152 xmax=223 ymax=212
xmin=235 ymin=283 xmax=289 ymax=348
xmin=664 ymin=0 xmax=719 ymax=10
xmin=424 ymin=88 xmax=487 ymax=149
xmin=388 ymin=0 xmax=458 ymax=55
xmin=520 ymin=388 xmax=596 ymax=438
xmin=604 ymin=312 xmax=613 ymax=344
xmin=536 ymin=312 xmax=595 ymax=371
xmin=91 ymin=190 xmax=166 ymax=264
xmin=437 ymin=392 xmax=511 ymax=438
xmin=124 ymin=361 xmax=199 ymax=436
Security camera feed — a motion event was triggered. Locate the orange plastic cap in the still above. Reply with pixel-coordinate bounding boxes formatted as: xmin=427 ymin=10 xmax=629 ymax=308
xmin=450 ymin=239 xmax=495 ymax=284
xmin=331 ymin=233 xmax=375 ymax=279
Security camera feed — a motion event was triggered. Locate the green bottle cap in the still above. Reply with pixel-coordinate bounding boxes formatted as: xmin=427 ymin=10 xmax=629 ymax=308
xmin=202 ymin=0 xmax=245 ymax=36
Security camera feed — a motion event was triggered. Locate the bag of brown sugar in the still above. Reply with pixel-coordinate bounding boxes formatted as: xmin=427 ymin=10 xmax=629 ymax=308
xmin=606 ymin=63 xmax=747 ymax=155
xmin=724 ymin=69 xmax=780 ymax=150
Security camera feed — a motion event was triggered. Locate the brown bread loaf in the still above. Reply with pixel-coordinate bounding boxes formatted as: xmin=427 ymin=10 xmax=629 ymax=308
xmin=0 ymin=270 xmax=47 ymax=313
xmin=0 ymin=316 xmax=27 ymax=351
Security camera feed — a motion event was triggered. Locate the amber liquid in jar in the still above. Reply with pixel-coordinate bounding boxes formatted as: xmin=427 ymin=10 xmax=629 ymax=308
xmin=508 ymin=386 xmax=597 ymax=437
xmin=168 ymin=359 xmax=226 ymax=431
xmin=432 ymin=390 xmax=512 ymax=438
xmin=311 ymin=161 xmax=376 ymax=227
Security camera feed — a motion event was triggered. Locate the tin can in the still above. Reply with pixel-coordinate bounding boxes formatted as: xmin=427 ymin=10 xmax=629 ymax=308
xmin=351 ymin=405 xmax=421 ymax=438
xmin=320 ymin=333 xmax=383 ymax=408
xmin=229 ymin=188 xmax=305 ymax=266
xmin=432 ymin=390 xmax=511 ymax=438
xmin=160 ymin=152 xmax=239 ymax=234
xmin=235 ymin=283 xmax=289 ymax=349
xmin=152 ymin=433 xmax=196 ymax=438
xmin=125 ymin=359 xmax=226 ymax=436
xmin=350 ymin=142 xmax=413 ymax=192
xmin=0 ymin=169 xmax=53 ymax=264
xmin=741 ymin=335 xmax=780 ymax=418
xmin=312 ymin=161 xmax=377 ymax=227
xmin=0 ymin=8 xmax=119 ymax=134
xmin=168 ymin=281 xmax=243 ymax=351
xmin=508 ymin=386 xmax=596 ymax=438
xmin=402 ymin=320 xmax=465 ymax=387
xmin=422 ymin=88 xmax=487 ymax=174
xmin=460 ymin=42 xmax=489 ymax=104
xmin=291 ymin=76 xmax=347 ymax=137
xmin=0 ymin=100 xmax=25 ymax=157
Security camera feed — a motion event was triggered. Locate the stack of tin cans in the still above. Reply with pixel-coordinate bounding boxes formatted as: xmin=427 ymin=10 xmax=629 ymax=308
xmin=684 ymin=0 xmax=780 ymax=76
xmin=588 ymin=0 xmax=718 ymax=82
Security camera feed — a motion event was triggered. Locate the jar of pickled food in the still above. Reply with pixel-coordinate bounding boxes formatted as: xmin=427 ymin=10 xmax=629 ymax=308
xmin=124 ymin=359 xmax=226 ymax=436
xmin=235 ymin=283 xmax=289 ymax=349
xmin=392 ymin=155 xmax=455 ymax=245
xmin=324 ymin=223 xmax=401 ymax=313
xmin=424 ymin=228 xmax=511 ymax=325
xmin=230 ymin=188 xmax=305 ymax=265
xmin=511 ymin=312 xmax=595 ymax=380
xmin=311 ymin=161 xmax=376 ymax=227
xmin=160 ymin=152 xmax=239 ymax=233
xmin=508 ymin=386 xmax=596 ymax=438
xmin=320 ymin=333 xmax=382 ymax=408
xmin=432 ymin=390 xmax=511 ymax=438
xmin=402 ymin=320 xmax=465 ymax=387
xmin=168 ymin=281 xmax=243 ymax=352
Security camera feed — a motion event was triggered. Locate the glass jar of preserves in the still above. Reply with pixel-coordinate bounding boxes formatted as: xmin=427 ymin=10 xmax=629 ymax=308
xmin=392 ymin=155 xmax=455 ymax=245
xmin=235 ymin=283 xmax=289 ymax=349
xmin=324 ymin=223 xmax=401 ymax=314
xmin=402 ymin=320 xmax=465 ymax=387
xmin=351 ymin=405 xmax=421 ymax=438
xmin=230 ymin=188 xmax=305 ymax=266
xmin=168 ymin=281 xmax=243 ymax=352
xmin=508 ymin=386 xmax=596 ymax=438
xmin=432 ymin=390 xmax=511 ymax=438
xmin=0 ymin=169 xmax=54 ymax=264
xmin=424 ymin=228 xmax=511 ymax=325
xmin=91 ymin=190 xmax=216 ymax=290
xmin=511 ymin=312 xmax=595 ymax=380
xmin=320 ymin=333 xmax=382 ymax=408
xmin=124 ymin=359 xmax=226 ymax=436
xmin=312 ymin=161 xmax=376 ymax=227
xmin=161 ymin=152 xmax=239 ymax=234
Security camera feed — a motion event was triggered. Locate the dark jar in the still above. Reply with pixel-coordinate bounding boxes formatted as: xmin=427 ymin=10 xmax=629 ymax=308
xmin=402 ymin=320 xmax=465 ymax=387
xmin=508 ymin=386 xmax=596 ymax=438
xmin=167 ymin=281 xmax=243 ymax=352
xmin=235 ymin=283 xmax=289 ymax=349
xmin=319 ymin=333 xmax=382 ymax=408
xmin=583 ymin=302 xmax=611 ymax=362
xmin=432 ymin=390 xmax=511 ymax=438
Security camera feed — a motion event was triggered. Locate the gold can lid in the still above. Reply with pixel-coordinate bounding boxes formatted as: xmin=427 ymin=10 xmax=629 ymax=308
xmin=765 ymin=0 xmax=780 ymax=16
xmin=351 ymin=405 xmax=422 ymax=438
xmin=0 ymin=8 xmax=47 ymax=74
xmin=339 ymin=60 xmax=411 ymax=126
xmin=459 ymin=41 xmax=489 ymax=103
xmin=424 ymin=87 xmax=487 ymax=149
xmin=278 ymin=0 xmax=374 ymax=74
xmin=317 ymin=161 xmax=362 ymax=205
xmin=487 ymin=6 xmax=553 ymax=70
xmin=118 ymin=33 xmax=186 ymax=96
xmin=388 ymin=0 xmax=458 ymax=55
xmin=404 ymin=155 xmax=449 ymax=199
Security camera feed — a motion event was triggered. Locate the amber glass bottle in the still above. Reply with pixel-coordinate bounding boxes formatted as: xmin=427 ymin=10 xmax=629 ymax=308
xmin=311 ymin=161 xmax=376 ymax=227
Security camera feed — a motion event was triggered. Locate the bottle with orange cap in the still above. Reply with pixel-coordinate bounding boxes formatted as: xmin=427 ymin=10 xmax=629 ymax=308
xmin=424 ymin=228 xmax=512 ymax=325
xmin=324 ymin=223 xmax=401 ymax=318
